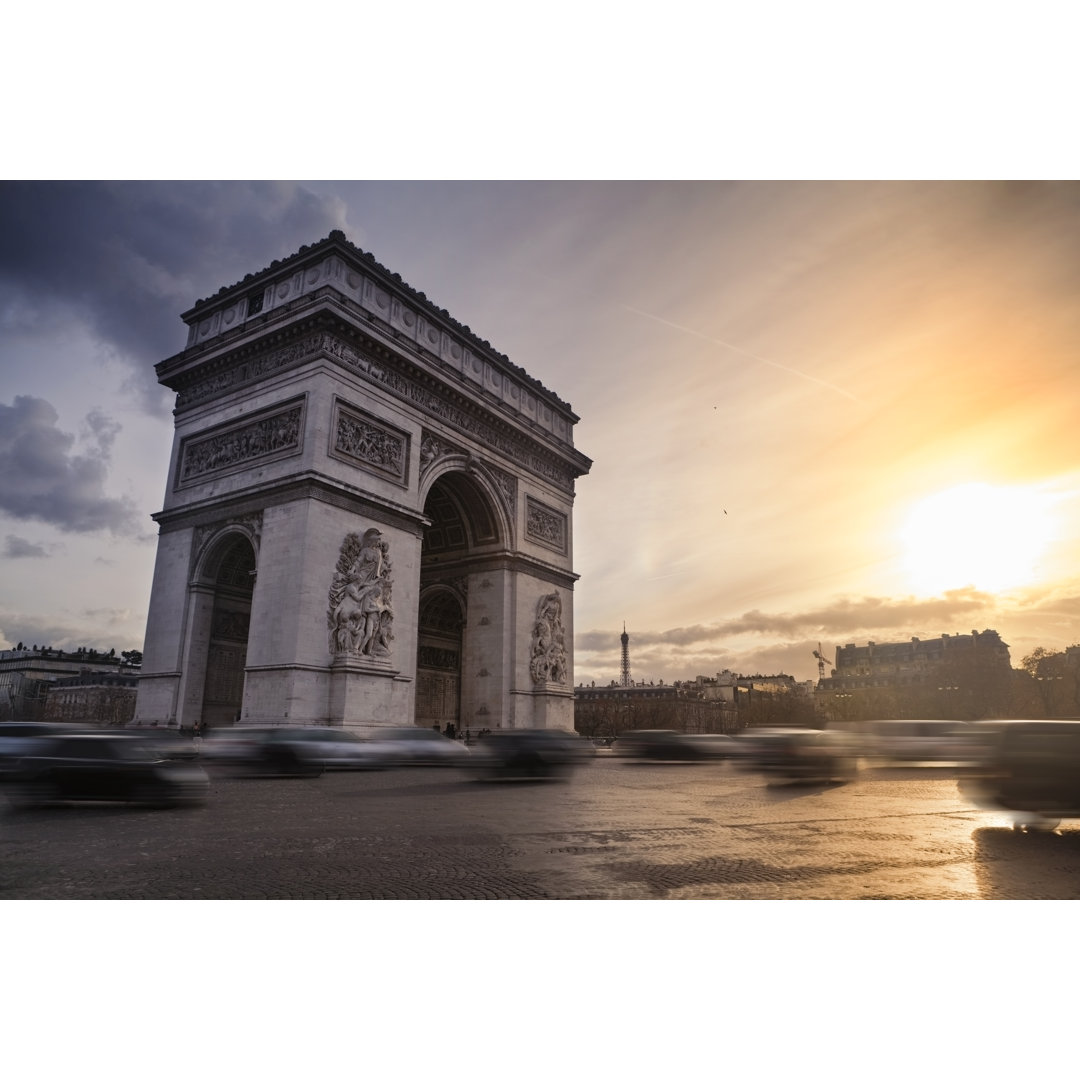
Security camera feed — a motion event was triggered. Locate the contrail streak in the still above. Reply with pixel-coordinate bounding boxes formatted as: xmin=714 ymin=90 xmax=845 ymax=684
xmin=622 ymin=304 xmax=862 ymax=403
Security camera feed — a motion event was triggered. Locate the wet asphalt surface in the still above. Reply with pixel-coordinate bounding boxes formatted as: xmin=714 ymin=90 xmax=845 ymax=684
xmin=3 ymin=755 xmax=1080 ymax=899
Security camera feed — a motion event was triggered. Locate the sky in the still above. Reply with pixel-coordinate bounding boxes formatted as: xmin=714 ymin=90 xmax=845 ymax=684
xmin=3 ymin=178 xmax=1080 ymax=685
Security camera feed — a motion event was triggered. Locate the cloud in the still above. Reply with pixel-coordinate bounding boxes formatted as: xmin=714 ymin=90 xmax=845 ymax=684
xmin=3 ymin=534 xmax=49 ymax=558
xmin=577 ymin=588 xmax=998 ymax=654
xmin=0 ymin=181 xmax=349 ymax=414
xmin=0 ymin=395 xmax=140 ymax=534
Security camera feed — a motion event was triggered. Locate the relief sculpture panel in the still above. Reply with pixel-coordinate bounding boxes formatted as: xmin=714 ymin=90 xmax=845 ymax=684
xmin=529 ymin=592 xmax=567 ymax=685
xmin=327 ymin=528 xmax=395 ymax=659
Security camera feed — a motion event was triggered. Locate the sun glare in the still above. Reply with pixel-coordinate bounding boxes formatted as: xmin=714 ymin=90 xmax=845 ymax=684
xmin=901 ymin=483 xmax=1054 ymax=595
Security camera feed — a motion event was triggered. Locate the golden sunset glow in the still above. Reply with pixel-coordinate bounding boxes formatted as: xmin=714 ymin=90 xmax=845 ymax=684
xmin=901 ymin=483 xmax=1055 ymax=596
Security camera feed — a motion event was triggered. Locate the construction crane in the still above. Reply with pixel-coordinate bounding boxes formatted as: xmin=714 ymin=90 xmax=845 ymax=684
xmin=812 ymin=642 xmax=829 ymax=680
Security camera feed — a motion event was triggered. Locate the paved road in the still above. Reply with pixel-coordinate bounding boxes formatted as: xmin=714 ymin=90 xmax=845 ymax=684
xmin=3 ymin=756 xmax=1079 ymax=899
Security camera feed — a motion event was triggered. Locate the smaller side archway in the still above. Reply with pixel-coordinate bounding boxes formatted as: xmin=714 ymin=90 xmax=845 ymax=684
xmin=182 ymin=530 xmax=257 ymax=730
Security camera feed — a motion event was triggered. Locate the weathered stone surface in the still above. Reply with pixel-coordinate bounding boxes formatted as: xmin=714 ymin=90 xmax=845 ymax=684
xmin=136 ymin=234 xmax=591 ymax=732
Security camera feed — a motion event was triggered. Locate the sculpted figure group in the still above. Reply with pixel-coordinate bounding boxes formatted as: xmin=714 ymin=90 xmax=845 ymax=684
xmin=327 ymin=528 xmax=394 ymax=659
xmin=529 ymin=591 xmax=567 ymax=685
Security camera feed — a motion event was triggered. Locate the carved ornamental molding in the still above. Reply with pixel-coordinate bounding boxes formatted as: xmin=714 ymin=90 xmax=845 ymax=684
xmin=330 ymin=400 xmax=409 ymax=486
xmin=178 ymin=401 xmax=304 ymax=487
xmin=526 ymin=496 xmax=567 ymax=555
xmin=420 ymin=430 xmax=518 ymax=522
xmin=177 ymin=330 xmax=576 ymax=493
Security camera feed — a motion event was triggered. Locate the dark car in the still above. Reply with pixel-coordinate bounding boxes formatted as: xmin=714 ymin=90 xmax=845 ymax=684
xmin=4 ymin=733 xmax=210 ymax=809
xmin=734 ymin=726 xmax=858 ymax=782
xmin=960 ymin=719 xmax=1080 ymax=829
xmin=0 ymin=722 xmax=94 ymax=779
xmin=121 ymin=726 xmax=202 ymax=761
xmin=471 ymin=728 xmax=592 ymax=779
xmin=613 ymin=729 xmax=732 ymax=762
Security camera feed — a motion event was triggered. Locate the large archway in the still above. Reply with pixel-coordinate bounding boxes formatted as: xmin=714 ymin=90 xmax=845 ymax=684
xmin=416 ymin=470 xmax=505 ymax=729
xmin=199 ymin=534 xmax=255 ymax=729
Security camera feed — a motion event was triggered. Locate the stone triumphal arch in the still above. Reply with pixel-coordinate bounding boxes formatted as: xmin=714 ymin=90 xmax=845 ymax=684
xmin=134 ymin=232 xmax=591 ymax=732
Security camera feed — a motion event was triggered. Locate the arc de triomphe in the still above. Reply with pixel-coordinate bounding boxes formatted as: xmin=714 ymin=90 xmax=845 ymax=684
xmin=134 ymin=231 xmax=591 ymax=732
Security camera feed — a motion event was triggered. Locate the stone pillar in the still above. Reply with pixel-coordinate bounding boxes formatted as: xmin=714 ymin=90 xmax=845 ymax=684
xmin=174 ymin=584 xmax=215 ymax=730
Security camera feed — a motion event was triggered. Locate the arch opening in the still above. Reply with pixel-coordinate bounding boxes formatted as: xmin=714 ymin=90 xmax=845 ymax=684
xmin=200 ymin=534 xmax=255 ymax=729
xmin=415 ymin=471 xmax=504 ymax=729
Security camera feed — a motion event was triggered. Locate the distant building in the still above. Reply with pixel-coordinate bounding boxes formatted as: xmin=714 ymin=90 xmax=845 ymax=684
xmin=574 ymin=682 xmax=679 ymax=703
xmin=0 ymin=648 xmax=137 ymax=723
xmin=815 ymin=629 xmax=1013 ymax=721
xmin=43 ymin=669 xmax=139 ymax=727
xmin=817 ymin=630 xmax=1010 ymax=691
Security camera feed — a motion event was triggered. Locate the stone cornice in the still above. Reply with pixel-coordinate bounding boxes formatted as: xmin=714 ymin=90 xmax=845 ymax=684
xmin=421 ymin=550 xmax=579 ymax=590
xmin=162 ymin=309 xmax=590 ymax=491
xmin=152 ymin=471 xmax=429 ymax=538
xmin=177 ymin=230 xmax=580 ymax=420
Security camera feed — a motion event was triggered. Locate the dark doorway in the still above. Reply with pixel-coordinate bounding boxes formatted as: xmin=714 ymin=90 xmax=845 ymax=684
xmin=415 ymin=589 xmax=463 ymax=729
xmin=201 ymin=536 xmax=255 ymax=728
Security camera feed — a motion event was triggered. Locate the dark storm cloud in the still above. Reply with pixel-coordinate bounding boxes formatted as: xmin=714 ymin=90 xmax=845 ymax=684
xmin=0 ymin=181 xmax=348 ymax=414
xmin=0 ymin=395 xmax=140 ymax=534
xmin=3 ymin=534 xmax=49 ymax=558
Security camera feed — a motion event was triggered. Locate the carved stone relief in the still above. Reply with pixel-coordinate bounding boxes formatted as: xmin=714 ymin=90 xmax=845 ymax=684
xmin=178 ymin=331 xmax=576 ymax=492
xmin=419 ymin=431 xmax=460 ymax=476
xmin=327 ymin=528 xmax=395 ymax=659
xmin=526 ymin=496 xmax=567 ymax=554
xmin=486 ymin=463 xmax=518 ymax=519
xmin=331 ymin=402 xmax=408 ymax=484
xmin=179 ymin=404 xmax=303 ymax=484
xmin=529 ymin=591 xmax=567 ymax=685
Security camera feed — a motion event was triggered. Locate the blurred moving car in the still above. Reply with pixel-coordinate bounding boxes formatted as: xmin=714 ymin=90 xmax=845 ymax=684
xmin=734 ymin=726 xmax=858 ymax=782
xmin=203 ymin=726 xmax=397 ymax=775
xmin=4 ymin=733 xmax=209 ymax=809
xmin=613 ymin=729 xmax=733 ymax=762
xmin=862 ymin=719 xmax=979 ymax=764
xmin=960 ymin=719 xmax=1080 ymax=829
xmin=122 ymin=727 xmax=202 ymax=761
xmin=377 ymin=726 xmax=472 ymax=765
xmin=0 ymin=722 xmax=93 ymax=778
xmin=471 ymin=728 xmax=592 ymax=779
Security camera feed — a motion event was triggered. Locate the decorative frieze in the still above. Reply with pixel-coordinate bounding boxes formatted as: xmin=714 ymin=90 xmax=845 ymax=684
xmin=178 ymin=402 xmax=304 ymax=486
xmin=177 ymin=335 xmax=324 ymax=408
xmin=417 ymin=645 xmax=459 ymax=670
xmin=211 ymin=610 xmax=251 ymax=642
xmin=177 ymin=329 xmax=577 ymax=493
xmin=526 ymin=496 xmax=567 ymax=554
xmin=330 ymin=400 xmax=408 ymax=485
